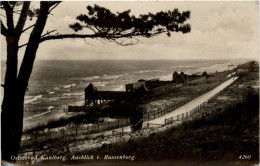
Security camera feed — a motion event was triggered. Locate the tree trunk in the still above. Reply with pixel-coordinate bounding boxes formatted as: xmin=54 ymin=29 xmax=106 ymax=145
xmin=1 ymin=2 xmax=51 ymax=162
xmin=1 ymin=35 xmax=24 ymax=162
xmin=1 ymin=91 xmax=24 ymax=162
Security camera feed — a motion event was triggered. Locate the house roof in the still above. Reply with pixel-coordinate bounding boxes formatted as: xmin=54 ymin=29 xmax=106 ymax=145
xmin=173 ymin=71 xmax=179 ymax=75
xmin=85 ymin=83 xmax=98 ymax=92
xmin=202 ymin=71 xmax=208 ymax=75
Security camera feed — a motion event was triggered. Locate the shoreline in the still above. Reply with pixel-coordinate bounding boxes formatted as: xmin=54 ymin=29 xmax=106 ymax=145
xmin=19 ymin=70 xmax=236 ymax=150
xmin=18 ymin=70 xmax=259 ymax=165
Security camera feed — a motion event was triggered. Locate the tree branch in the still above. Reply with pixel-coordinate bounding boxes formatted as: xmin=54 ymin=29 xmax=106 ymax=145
xmin=40 ymin=32 xmax=143 ymax=43
xmin=1 ymin=20 xmax=8 ymax=36
xmin=19 ymin=30 xmax=57 ymax=48
xmin=48 ymin=2 xmax=61 ymax=14
xmin=40 ymin=34 xmax=102 ymax=43
xmin=2 ymin=2 xmax=14 ymax=30
xmin=12 ymin=10 xmax=21 ymax=15
xmin=41 ymin=30 xmax=57 ymax=38
xmin=112 ymin=39 xmax=136 ymax=46
xmin=83 ymin=38 xmax=94 ymax=46
xmin=22 ymin=24 xmax=35 ymax=33
xmin=133 ymin=37 xmax=144 ymax=44
xmin=18 ymin=43 xmax=27 ymax=49
xmin=15 ymin=2 xmax=30 ymax=33
xmin=85 ymin=25 xmax=97 ymax=34
xmin=39 ymin=29 xmax=169 ymax=46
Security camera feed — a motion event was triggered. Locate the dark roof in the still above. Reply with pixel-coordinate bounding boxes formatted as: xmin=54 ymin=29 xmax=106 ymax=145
xmin=202 ymin=71 xmax=208 ymax=75
xmin=173 ymin=71 xmax=179 ymax=75
xmin=148 ymin=78 xmax=160 ymax=81
xmin=85 ymin=83 xmax=98 ymax=92
xmin=138 ymin=79 xmax=146 ymax=82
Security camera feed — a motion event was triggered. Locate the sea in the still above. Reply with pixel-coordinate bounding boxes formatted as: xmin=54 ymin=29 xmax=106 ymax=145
xmin=1 ymin=59 xmax=246 ymax=118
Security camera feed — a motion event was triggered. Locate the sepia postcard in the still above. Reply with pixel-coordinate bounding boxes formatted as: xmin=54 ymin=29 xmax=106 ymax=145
xmin=1 ymin=1 xmax=259 ymax=165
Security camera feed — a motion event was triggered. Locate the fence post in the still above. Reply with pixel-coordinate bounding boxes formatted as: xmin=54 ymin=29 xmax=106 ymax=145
xmin=34 ymin=131 xmax=37 ymax=140
xmin=67 ymin=144 xmax=69 ymax=153
xmin=98 ymin=124 xmax=100 ymax=132
xmin=49 ymin=147 xmax=52 ymax=154
xmin=165 ymin=119 xmax=167 ymax=125
xmin=177 ymin=115 xmax=179 ymax=121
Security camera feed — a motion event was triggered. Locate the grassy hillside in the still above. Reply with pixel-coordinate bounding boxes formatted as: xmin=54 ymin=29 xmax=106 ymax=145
xmin=73 ymin=91 xmax=259 ymax=165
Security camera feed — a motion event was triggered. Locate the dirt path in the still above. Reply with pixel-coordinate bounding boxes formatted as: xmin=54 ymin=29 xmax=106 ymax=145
xmin=146 ymin=77 xmax=238 ymax=125
xmin=81 ymin=76 xmax=239 ymax=138
xmin=23 ymin=77 xmax=238 ymax=132
xmin=22 ymin=76 xmax=239 ymax=158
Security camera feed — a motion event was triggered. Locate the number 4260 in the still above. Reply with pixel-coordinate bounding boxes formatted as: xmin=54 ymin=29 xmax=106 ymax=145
xmin=239 ymin=155 xmax=251 ymax=160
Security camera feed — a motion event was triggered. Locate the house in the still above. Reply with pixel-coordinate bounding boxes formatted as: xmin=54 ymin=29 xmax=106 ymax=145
xmin=202 ymin=71 xmax=209 ymax=78
xmin=84 ymin=83 xmax=98 ymax=106
xmin=172 ymin=71 xmax=188 ymax=84
xmin=85 ymin=83 xmax=98 ymax=94
xmin=125 ymin=82 xmax=149 ymax=92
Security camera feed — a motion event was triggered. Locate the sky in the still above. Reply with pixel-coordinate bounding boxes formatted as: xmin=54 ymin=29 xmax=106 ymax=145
xmin=1 ymin=1 xmax=259 ymax=61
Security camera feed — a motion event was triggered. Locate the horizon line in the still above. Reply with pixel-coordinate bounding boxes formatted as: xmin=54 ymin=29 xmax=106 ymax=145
xmin=1 ymin=58 xmax=256 ymax=61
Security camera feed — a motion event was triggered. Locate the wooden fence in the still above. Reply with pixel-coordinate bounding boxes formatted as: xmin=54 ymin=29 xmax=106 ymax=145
xmin=21 ymin=118 xmax=131 ymax=144
xmin=21 ymin=88 xmax=208 ymax=145
xmin=19 ymin=77 xmax=237 ymax=157
xmin=142 ymin=90 xmax=207 ymax=122
xmin=164 ymin=101 xmax=207 ymax=125
xmin=164 ymin=77 xmax=238 ymax=125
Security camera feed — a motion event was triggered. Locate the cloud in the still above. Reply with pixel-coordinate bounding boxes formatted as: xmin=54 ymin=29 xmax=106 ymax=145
xmin=1 ymin=1 xmax=258 ymax=61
